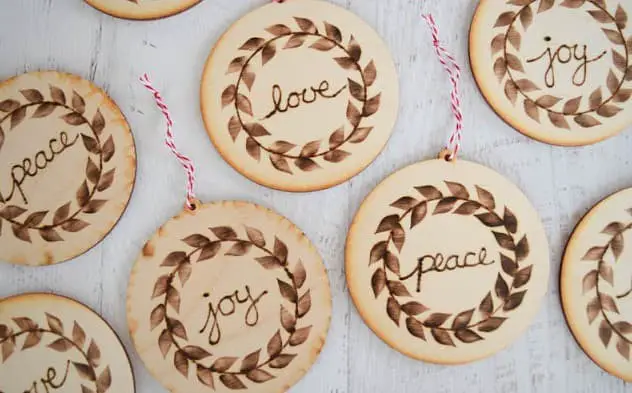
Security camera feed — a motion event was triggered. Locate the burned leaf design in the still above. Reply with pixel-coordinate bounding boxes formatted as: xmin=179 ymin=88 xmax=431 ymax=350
xmin=240 ymin=37 xmax=265 ymax=51
xmin=371 ymin=268 xmax=387 ymax=297
xmin=21 ymin=89 xmax=43 ymax=103
xmin=494 ymin=58 xmax=507 ymax=81
xmin=174 ymin=350 xmax=189 ymax=377
xmin=262 ymin=42 xmax=277 ymax=65
xmin=294 ymin=17 xmax=317 ymax=34
xmin=603 ymin=29 xmax=625 ymax=45
xmin=212 ymin=357 xmax=238 ymax=372
xmin=270 ymin=354 xmax=296 ymax=369
xmin=10 ymin=106 xmax=26 ymax=129
xmin=479 ymin=292 xmax=494 ymax=317
xmin=220 ymin=374 xmax=247 ymax=390
xmin=32 ymin=103 xmax=56 ymax=118
xmin=599 ymin=263 xmax=614 ymax=285
xmin=278 ymin=279 xmax=297 ymax=302
xmin=266 ymin=24 xmax=292 ymax=36
xmin=477 ymin=317 xmax=506 ymax=332
xmin=495 ymin=11 xmax=515 ymax=27
xmin=432 ymin=329 xmax=456 ymax=347
xmin=575 ymin=114 xmax=602 ymax=128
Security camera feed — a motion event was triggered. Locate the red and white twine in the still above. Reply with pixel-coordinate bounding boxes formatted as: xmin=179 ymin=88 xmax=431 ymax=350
xmin=139 ymin=73 xmax=197 ymax=210
xmin=422 ymin=14 xmax=464 ymax=159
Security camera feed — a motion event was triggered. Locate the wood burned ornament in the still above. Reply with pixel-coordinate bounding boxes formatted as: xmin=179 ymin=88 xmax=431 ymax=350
xmin=0 ymin=71 xmax=136 ymax=266
xmin=562 ymin=187 xmax=632 ymax=381
xmin=201 ymin=0 xmax=399 ymax=191
xmin=0 ymin=293 xmax=135 ymax=393
xmin=128 ymin=201 xmax=331 ymax=393
xmin=470 ymin=0 xmax=632 ymax=146
xmin=85 ymin=0 xmax=201 ymax=20
xmin=346 ymin=158 xmax=549 ymax=364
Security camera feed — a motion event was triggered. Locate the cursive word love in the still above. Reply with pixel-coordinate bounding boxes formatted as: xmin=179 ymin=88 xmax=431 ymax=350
xmin=262 ymin=80 xmax=346 ymax=120
xmin=199 ymin=285 xmax=268 ymax=345
xmin=20 ymin=360 xmax=70 ymax=393
xmin=400 ymin=247 xmax=495 ymax=293
xmin=0 ymin=131 xmax=79 ymax=205
xmin=526 ymin=39 xmax=606 ymax=88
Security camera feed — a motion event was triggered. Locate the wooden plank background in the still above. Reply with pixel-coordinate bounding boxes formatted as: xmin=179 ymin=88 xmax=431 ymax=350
xmin=1 ymin=0 xmax=631 ymax=391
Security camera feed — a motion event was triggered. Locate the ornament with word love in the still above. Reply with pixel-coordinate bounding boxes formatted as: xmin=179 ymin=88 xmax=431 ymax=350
xmin=127 ymin=201 xmax=331 ymax=392
xmin=85 ymin=0 xmax=201 ymax=20
xmin=562 ymin=187 xmax=632 ymax=381
xmin=346 ymin=159 xmax=550 ymax=363
xmin=0 ymin=293 xmax=134 ymax=393
xmin=0 ymin=72 xmax=136 ymax=266
xmin=201 ymin=0 xmax=398 ymax=191
xmin=470 ymin=0 xmax=632 ymax=146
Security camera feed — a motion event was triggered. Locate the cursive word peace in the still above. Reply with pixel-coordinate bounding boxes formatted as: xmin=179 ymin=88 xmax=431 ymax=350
xmin=400 ymin=247 xmax=495 ymax=293
xmin=19 ymin=360 xmax=70 ymax=393
xmin=262 ymin=80 xmax=346 ymax=120
xmin=199 ymin=285 xmax=268 ymax=345
xmin=526 ymin=40 xmax=606 ymax=88
xmin=0 ymin=131 xmax=79 ymax=205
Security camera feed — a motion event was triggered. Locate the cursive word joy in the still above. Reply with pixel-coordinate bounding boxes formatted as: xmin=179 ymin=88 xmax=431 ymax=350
xmin=0 ymin=131 xmax=79 ymax=205
xmin=199 ymin=285 xmax=268 ymax=345
xmin=262 ymin=80 xmax=346 ymax=120
xmin=400 ymin=247 xmax=495 ymax=293
xmin=18 ymin=360 xmax=70 ymax=393
xmin=526 ymin=39 xmax=606 ymax=88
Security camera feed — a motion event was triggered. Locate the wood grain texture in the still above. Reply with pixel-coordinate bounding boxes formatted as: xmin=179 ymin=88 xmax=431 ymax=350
xmin=0 ymin=0 xmax=631 ymax=391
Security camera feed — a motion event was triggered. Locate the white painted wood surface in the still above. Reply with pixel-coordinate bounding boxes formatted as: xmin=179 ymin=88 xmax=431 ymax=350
xmin=1 ymin=0 xmax=631 ymax=391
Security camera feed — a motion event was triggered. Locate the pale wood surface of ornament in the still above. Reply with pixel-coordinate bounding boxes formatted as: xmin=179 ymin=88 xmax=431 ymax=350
xmin=562 ymin=187 xmax=632 ymax=382
xmin=0 ymin=71 xmax=136 ymax=266
xmin=85 ymin=0 xmax=202 ymax=21
xmin=470 ymin=0 xmax=632 ymax=146
xmin=346 ymin=158 xmax=550 ymax=364
xmin=0 ymin=293 xmax=135 ymax=393
xmin=127 ymin=201 xmax=331 ymax=393
xmin=201 ymin=0 xmax=399 ymax=192
xmin=2 ymin=1 xmax=632 ymax=392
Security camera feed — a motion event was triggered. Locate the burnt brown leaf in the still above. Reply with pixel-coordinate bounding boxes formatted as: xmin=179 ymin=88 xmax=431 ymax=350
xmin=371 ymin=268 xmax=387 ymax=297
xmin=281 ymin=305 xmax=296 ymax=332
xmin=582 ymin=246 xmax=607 ymax=261
xmin=0 ymin=99 xmax=19 ymax=112
xmin=324 ymin=150 xmax=351 ymax=163
xmin=95 ymin=168 xmax=115 ymax=192
xmin=475 ymin=186 xmax=495 ymax=209
xmin=246 ymin=122 xmax=271 ymax=137
xmin=348 ymin=78 xmax=365 ymax=101
xmin=515 ymin=79 xmax=539 ymax=92
xmin=612 ymin=233 xmax=624 ymax=261
xmin=349 ymin=126 xmax=373 ymax=143
xmin=455 ymin=329 xmax=483 ymax=343
xmin=615 ymin=5 xmax=627 ymax=29
xmin=364 ymin=93 xmax=381 ymax=117
xmin=476 ymin=212 xmax=504 ymax=227
xmin=328 ymin=126 xmax=345 ymax=149
xmin=99 ymin=369 xmax=113 ymax=393
xmin=210 ymin=226 xmax=238 ymax=240
xmin=299 ymin=140 xmax=320 ymax=157
xmin=267 ymin=330 xmax=282 ymax=358
xmin=293 ymin=259 xmax=307 ymax=288
xmin=599 ymin=319 xmax=613 ymax=347
xmin=294 ymin=17 xmax=317 ymax=33
xmin=491 ymin=34 xmax=505 ymax=55
xmin=24 ymin=211 xmax=47 ymax=227
xmin=603 ymin=29 xmax=625 ymax=45
xmin=21 ymin=89 xmax=43 ymax=103
xmin=524 ymin=99 xmax=540 ymax=122
xmin=364 ymin=60 xmax=377 ymax=86
xmin=266 ymin=24 xmax=291 ymax=36
xmin=582 ymin=270 xmax=598 ymax=295
xmin=240 ymin=349 xmax=260 ymax=372
xmin=177 ymin=261 xmax=192 ymax=286
xmin=161 ymin=251 xmax=187 ymax=267
xmin=10 ymin=106 xmax=27 ymax=129
xmin=494 ymin=58 xmax=507 ymax=81
xmin=244 ymin=226 xmax=265 ymax=247
xmin=477 ymin=317 xmax=507 ymax=332
xmin=228 ymin=116 xmax=242 ymax=141
xmin=262 ymin=41 xmax=277 ymax=65
xmin=1 ymin=340 xmax=14 ymax=361
xmin=369 ymin=241 xmax=387 ymax=265
xmin=535 ymin=95 xmax=561 ymax=108
xmin=297 ymin=290 xmax=311 ymax=317
xmin=169 ymin=318 xmax=188 ymax=340
xmin=587 ymin=297 xmax=600 ymax=324
xmin=247 ymin=369 xmax=274 ymax=383
xmin=32 ymin=102 xmax=56 ymax=118
xmin=588 ymin=10 xmax=610 ymax=23
xmin=614 ymin=321 xmax=632 ymax=334
xmin=479 ymin=291 xmax=493 ymax=316
xmin=289 ymin=326 xmax=311 ymax=346
xmin=387 ymin=280 xmax=411 ymax=297
xmin=410 ymin=202 xmax=428 ymax=229
xmin=221 ymin=85 xmax=236 ymax=107
xmin=273 ymin=237 xmax=288 ymax=263
xmin=562 ymin=96 xmax=582 ymax=114
xmin=445 ymin=181 xmax=469 ymax=199
xmin=174 ymin=350 xmax=189 ymax=377
xmin=85 ymin=158 xmax=99 ymax=185
xmin=150 ymin=304 xmax=166 ymax=330
xmin=599 ymin=263 xmax=614 ymax=285
xmin=11 ymin=223 xmax=31 ymax=242
xmin=227 ymin=57 xmax=246 ymax=74
xmin=431 ymin=329 xmax=455 ymax=346
xmin=548 ymin=112 xmax=570 ymax=129
xmin=452 ymin=309 xmax=474 ymax=330
xmin=601 ymin=294 xmax=620 ymax=313
xmin=197 ymin=365 xmax=215 ymax=389
xmin=158 ymin=330 xmax=172 ymax=357
xmin=240 ymin=37 xmax=265 ymax=50
xmin=246 ymin=137 xmax=260 ymax=161
xmin=324 ymin=22 xmax=342 ymax=42
xmin=387 ymin=296 xmax=401 ymax=326
xmin=71 ymin=91 xmax=86 ymax=113
xmin=236 ymin=94 xmax=253 ymax=116
xmin=401 ymin=302 xmax=428 ymax=316
xmin=495 ymin=273 xmax=509 ymax=299
xmin=334 ymin=56 xmax=356 ymax=70
xmin=501 ymin=254 xmax=517 ymax=276
xmin=391 ymin=224 xmax=405 ymax=252
xmin=575 ymin=114 xmax=602 ymax=128
xmin=560 ymin=0 xmax=585 ymax=7
xmin=212 ymin=356 xmax=238 ymax=372
xmin=182 ymin=345 xmax=211 ymax=360
xmin=390 ymin=196 xmax=418 ymax=210
xmin=376 ymin=215 xmax=399 ymax=233
xmin=62 ymin=112 xmax=86 ymax=126
xmin=22 ymin=331 xmax=42 ymax=349
xmin=151 ymin=275 xmax=170 ymax=298
xmin=415 ymin=185 xmax=443 ymax=200
xmin=613 ymin=50 xmax=627 ymax=74
xmin=46 ymin=313 xmax=64 ymax=334
xmin=347 ymin=101 xmax=361 ymax=126
xmin=255 ymin=256 xmax=282 ymax=269
xmin=508 ymin=27 xmax=521 ymax=50
xmin=348 ymin=35 xmax=361 ymax=61
xmin=48 ymin=338 xmax=73 ymax=352
xmin=506 ymin=54 xmax=524 ymax=72
xmin=617 ymin=338 xmax=630 ymax=360
xmin=503 ymin=290 xmax=527 ymax=311
xmin=589 ymin=88 xmax=603 ymax=110
xmin=220 ymin=374 xmax=247 ymax=390
xmin=73 ymin=362 xmax=96 ymax=381
xmin=597 ymin=104 xmax=622 ymax=118
xmin=310 ymin=38 xmax=336 ymax=51
xmin=198 ymin=241 xmax=221 ymax=262
xmin=384 ymin=251 xmax=400 ymax=275
xmin=61 ymin=218 xmax=89 ymax=232
xmin=494 ymin=11 xmax=515 ymax=27
xmin=515 ymin=235 xmax=529 ymax=261
xmin=80 ymin=134 xmax=99 ymax=154
xmin=494 ymin=231 xmax=515 ymax=250
xmin=226 ymin=240 xmax=252 ymax=256
xmin=270 ymin=353 xmax=297 ymax=368
xmin=167 ymin=286 xmax=181 ymax=312
xmin=72 ymin=322 xmax=86 ymax=348
xmin=101 ymin=135 xmax=115 ymax=162
xmin=514 ymin=265 xmax=533 ymax=288
xmin=424 ymin=313 xmax=451 ymax=328
xmin=278 ymin=279 xmax=297 ymax=302
xmin=520 ymin=4 xmax=533 ymax=29
xmin=433 ymin=197 xmax=458 ymax=215
xmin=13 ymin=317 xmax=36 ymax=330
xmin=405 ymin=317 xmax=426 ymax=340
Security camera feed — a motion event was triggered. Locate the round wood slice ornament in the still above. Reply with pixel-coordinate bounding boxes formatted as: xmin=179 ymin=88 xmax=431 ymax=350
xmin=470 ymin=0 xmax=632 ymax=146
xmin=201 ymin=0 xmax=399 ymax=191
xmin=346 ymin=158 xmax=550 ymax=364
xmin=127 ymin=201 xmax=331 ymax=393
xmin=562 ymin=187 xmax=632 ymax=381
xmin=0 ymin=293 xmax=135 ymax=393
xmin=85 ymin=0 xmax=201 ymax=20
xmin=0 ymin=71 xmax=136 ymax=266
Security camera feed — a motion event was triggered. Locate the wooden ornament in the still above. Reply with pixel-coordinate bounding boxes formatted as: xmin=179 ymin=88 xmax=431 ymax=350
xmin=0 ymin=293 xmax=135 ymax=393
xmin=470 ymin=0 xmax=632 ymax=146
xmin=0 ymin=71 xmax=136 ymax=266
xmin=346 ymin=158 xmax=550 ymax=364
xmin=127 ymin=201 xmax=331 ymax=393
xmin=562 ymin=187 xmax=632 ymax=381
xmin=85 ymin=0 xmax=201 ymax=20
xmin=201 ymin=0 xmax=399 ymax=191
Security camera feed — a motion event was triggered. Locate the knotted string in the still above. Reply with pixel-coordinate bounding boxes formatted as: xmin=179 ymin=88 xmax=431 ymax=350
xmin=139 ymin=74 xmax=197 ymax=210
xmin=422 ymin=14 xmax=464 ymax=160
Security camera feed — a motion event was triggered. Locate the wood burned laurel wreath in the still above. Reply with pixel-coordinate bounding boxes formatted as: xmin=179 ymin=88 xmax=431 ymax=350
xmin=581 ymin=211 xmax=632 ymax=360
xmin=492 ymin=0 xmax=632 ymax=129
xmin=0 ymin=313 xmax=111 ymax=393
xmin=0 ymin=86 xmax=116 ymax=243
xmin=369 ymin=181 xmax=532 ymax=346
xmin=150 ymin=226 xmax=312 ymax=390
xmin=221 ymin=17 xmax=380 ymax=174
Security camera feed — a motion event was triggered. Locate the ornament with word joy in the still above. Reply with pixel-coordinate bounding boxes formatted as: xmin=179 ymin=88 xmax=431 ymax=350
xmin=563 ymin=187 xmax=632 ymax=381
xmin=346 ymin=159 xmax=550 ymax=364
xmin=127 ymin=201 xmax=331 ymax=393
xmin=201 ymin=0 xmax=399 ymax=191
xmin=0 ymin=293 xmax=134 ymax=393
xmin=0 ymin=72 xmax=136 ymax=266
xmin=471 ymin=0 xmax=632 ymax=146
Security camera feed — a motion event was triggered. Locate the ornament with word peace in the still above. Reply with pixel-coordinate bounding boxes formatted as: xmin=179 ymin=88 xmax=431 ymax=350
xmin=470 ymin=0 xmax=632 ymax=146
xmin=85 ymin=0 xmax=201 ymax=20
xmin=0 ymin=72 xmax=136 ymax=266
xmin=0 ymin=293 xmax=135 ymax=393
xmin=127 ymin=201 xmax=331 ymax=392
xmin=562 ymin=187 xmax=632 ymax=381
xmin=201 ymin=0 xmax=398 ymax=191
xmin=346 ymin=158 xmax=550 ymax=363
